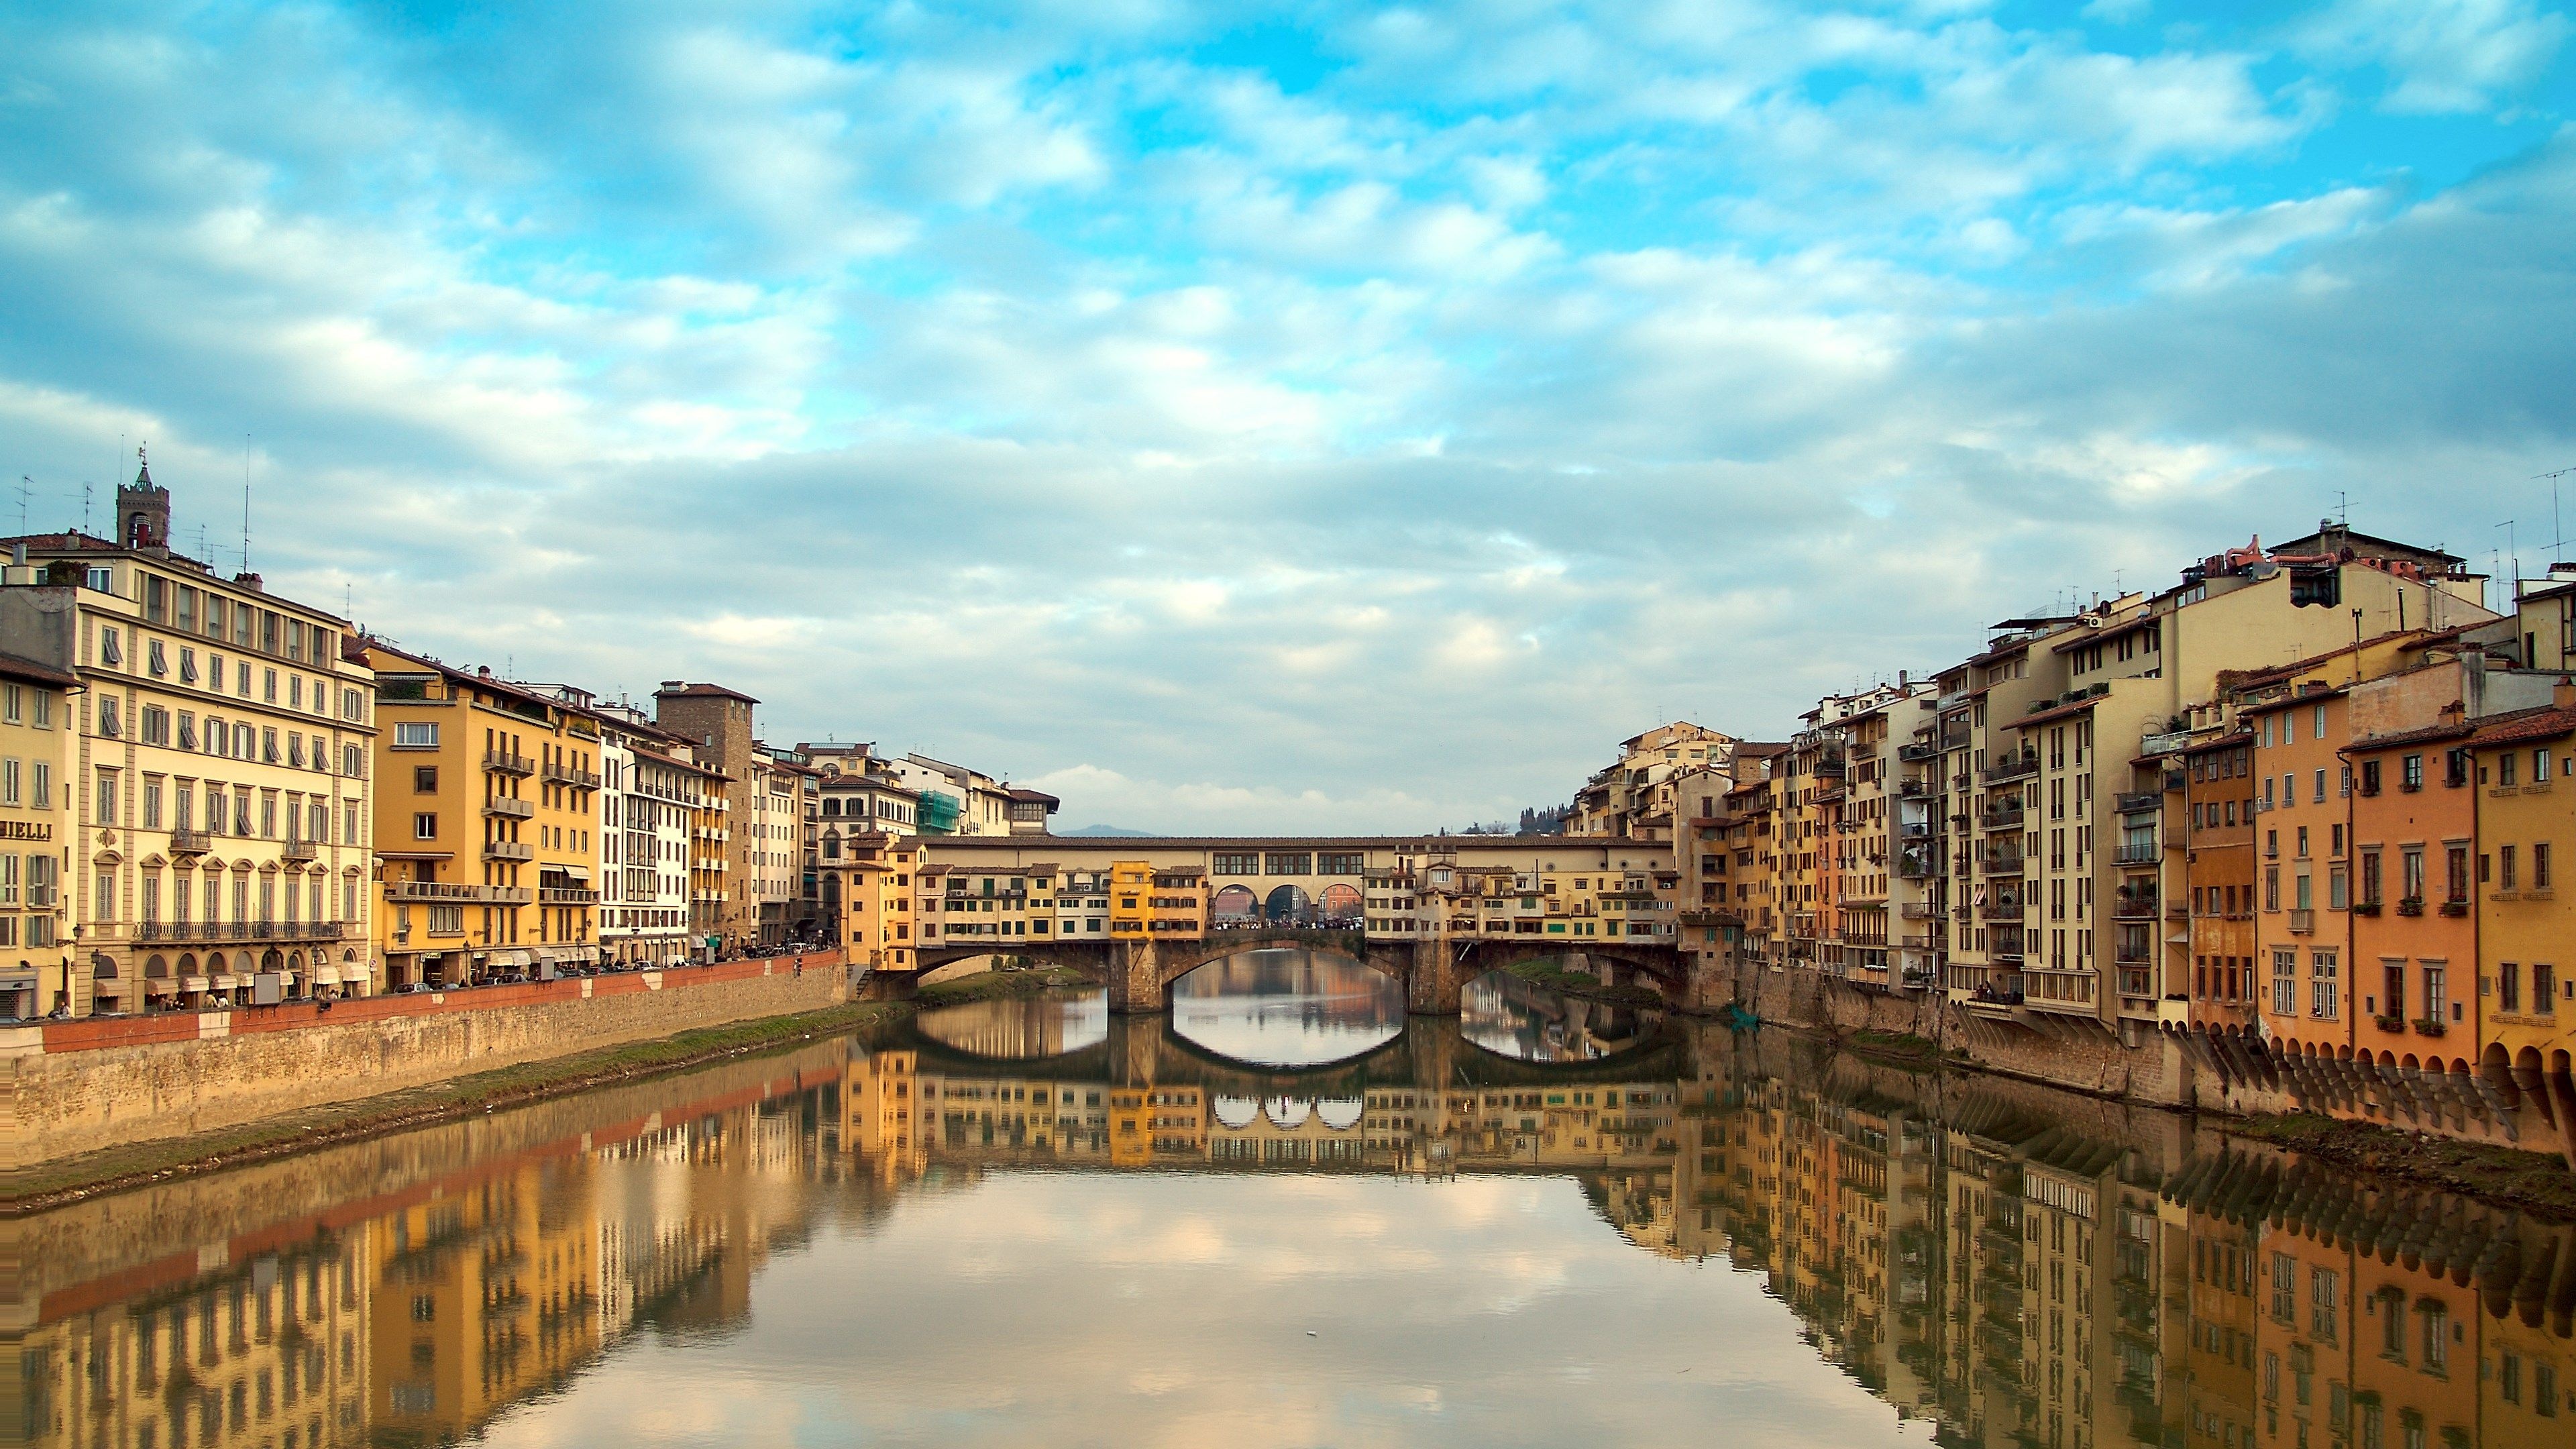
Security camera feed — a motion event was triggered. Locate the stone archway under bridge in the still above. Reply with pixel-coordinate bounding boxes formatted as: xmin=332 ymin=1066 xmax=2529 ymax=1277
xmin=902 ymin=927 xmax=1698 ymax=1015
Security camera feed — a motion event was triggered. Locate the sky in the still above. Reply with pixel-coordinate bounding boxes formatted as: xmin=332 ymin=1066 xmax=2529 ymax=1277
xmin=4 ymin=1 xmax=2574 ymax=834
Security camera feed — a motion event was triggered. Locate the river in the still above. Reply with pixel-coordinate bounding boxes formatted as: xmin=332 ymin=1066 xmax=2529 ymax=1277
xmin=10 ymin=951 xmax=2572 ymax=1447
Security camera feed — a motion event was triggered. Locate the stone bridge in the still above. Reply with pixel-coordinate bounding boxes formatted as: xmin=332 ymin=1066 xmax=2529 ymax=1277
xmin=904 ymin=926 xmax=1693 ymax=1014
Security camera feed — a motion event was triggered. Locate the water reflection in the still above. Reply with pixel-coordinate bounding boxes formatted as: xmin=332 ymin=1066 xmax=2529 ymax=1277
xmin=13 ymin=1009 xmax=2575 ymax=1449
xmin=911 ymin=983 xmax=1106 ymax=1059
xmin=1167 ymin=949 xmax=1403 ymax=1067
xmin=1462 ymin=969 xmax=1668 ymax=1063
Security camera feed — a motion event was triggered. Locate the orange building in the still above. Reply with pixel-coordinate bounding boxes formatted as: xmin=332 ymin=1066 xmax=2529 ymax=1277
xmin=2184 ymin=729 xmax=2259 ymax=1029
xmin=2245 ymin=684 xmax=2355 ymax=1059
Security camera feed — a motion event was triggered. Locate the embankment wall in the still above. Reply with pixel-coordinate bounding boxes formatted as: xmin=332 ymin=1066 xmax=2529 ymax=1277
xmin=4 ymin=953 xmax=847 ymax=1170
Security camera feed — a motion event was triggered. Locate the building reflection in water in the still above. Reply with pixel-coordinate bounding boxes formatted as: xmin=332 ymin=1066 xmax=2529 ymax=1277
xmin=13 ymin=1012 xmax=2575 ymax=1449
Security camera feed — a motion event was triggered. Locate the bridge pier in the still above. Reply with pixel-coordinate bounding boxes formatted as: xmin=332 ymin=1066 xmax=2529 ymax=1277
xmin=1405 ymin=938 xmax=1462 ymax=1016
xmin=1104 ymin=938 xmax=1165 ymax=1014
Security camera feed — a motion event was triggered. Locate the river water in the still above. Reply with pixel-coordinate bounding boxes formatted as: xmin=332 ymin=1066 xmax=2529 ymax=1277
xmin=11 ymin=951 xmax=2573 ymax=1448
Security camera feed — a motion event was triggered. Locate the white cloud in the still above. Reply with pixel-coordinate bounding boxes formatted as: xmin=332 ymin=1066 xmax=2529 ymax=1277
xmin=2292 ymin=0 xmax=2573 ymax=114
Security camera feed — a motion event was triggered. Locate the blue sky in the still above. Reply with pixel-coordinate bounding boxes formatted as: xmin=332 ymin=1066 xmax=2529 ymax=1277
xmin=5 ymin=1 xmax=2573 ymax=831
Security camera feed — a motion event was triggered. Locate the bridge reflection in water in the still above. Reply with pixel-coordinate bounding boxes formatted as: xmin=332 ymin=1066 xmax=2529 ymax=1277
xmin=15 ymin=1010 xmax=2576 ymax=1449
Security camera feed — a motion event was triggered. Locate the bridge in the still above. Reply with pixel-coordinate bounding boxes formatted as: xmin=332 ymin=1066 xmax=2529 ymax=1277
xmin=903 ymin=925 xmax=1694 ymax=1013
xmin=841 ymin=833 xmax=1710 ymax=1014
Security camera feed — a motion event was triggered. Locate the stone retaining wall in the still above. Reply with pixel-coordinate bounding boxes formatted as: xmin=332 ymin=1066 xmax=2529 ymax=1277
xmin=3 ymin=952 xmax=848 ymax=1171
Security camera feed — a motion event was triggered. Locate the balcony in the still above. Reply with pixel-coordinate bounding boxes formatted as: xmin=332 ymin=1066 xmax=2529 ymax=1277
xmin=1900 ymin=903 xmax=1945 ymax=922
xmin=132 ymin=920 xmax=347 ymax=944
xmin=539 ymin=886 xmax=600 ymax=906
xmin=1898 ymin=778 xmax=1931 ymax=798
xmin=1978 ymin=802 xmax=2025 ymax=831
xmin=1898 ymin=820 xmax=1937 ymax=841
xmin=2114 ymin=792 xmax=2161 ymax=815
xmin=1898 ymin=743 xmax=1941 ymax=763
xmin=2112 ymin=842 xmax=2161 ymax=866
xmin=485 ymin=796 xmax=535 ymax=820
xmin=386 ymin=879 xmax=533 ymax=905
xmin=281 ymin=837 xmax=317 ymax=861
xmin=2111 ymin=893 xmax=2158 ymax=920
xmin=1980 ymin=898 xmax=2025 ymax=922
xmin=541 ymin=761 xmax=602 ymax=790
xmin=168 ymin=827 xmax=211 ymax=855
xmin=484 ymin=839 xmax=535 ymax=863
xmin=1897 ymin=849 xmax=1940 ymax=879
xmin=2288 ymin=908 xmax=2314 ymax=934
xmin=1984 ymin=753 xmax=2039 ymax=786
xmin=484 ymin=749 xmax=536 ymax=777
xmin=2116 ymin=966 xmax=2155 ymax=998
xmin=1980 ymin=850 xmax=2025 ymax=875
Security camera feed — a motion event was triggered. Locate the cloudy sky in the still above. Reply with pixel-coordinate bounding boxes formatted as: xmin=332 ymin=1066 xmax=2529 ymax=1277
xmin=5 ymin=1 xmax=2573 ymax=833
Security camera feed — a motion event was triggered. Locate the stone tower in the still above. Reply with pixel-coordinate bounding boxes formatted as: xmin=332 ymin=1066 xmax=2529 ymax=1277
xmin=654 ymin=682 xmax=760 ymax=946
xmin=118 ymin=447 xmax=170 ymax=552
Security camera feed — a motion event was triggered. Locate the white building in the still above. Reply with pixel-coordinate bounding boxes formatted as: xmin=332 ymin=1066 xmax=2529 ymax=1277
xmin=590 ymin=704 xmax=710 ymax=967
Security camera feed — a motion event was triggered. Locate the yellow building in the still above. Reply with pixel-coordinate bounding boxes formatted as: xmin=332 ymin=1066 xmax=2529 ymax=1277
xmin=2469 ymin=698 xmax=2576 ymax=1097
xmin=1 ymin=460 xmax=379 ymax=1014
xmin=837 ymin=832 xmax=919 ymax=971
xmin=0 ymin=651 xmax=75 ymax=1018
xmin=362 ymin=643 xmax=602 ymax=987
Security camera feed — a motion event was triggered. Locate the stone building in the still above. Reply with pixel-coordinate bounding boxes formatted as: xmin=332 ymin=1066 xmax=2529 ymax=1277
xmin=0 ymin=455 xmax=378 ymax=1014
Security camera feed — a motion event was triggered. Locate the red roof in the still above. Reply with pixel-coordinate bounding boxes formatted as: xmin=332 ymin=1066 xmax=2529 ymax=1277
xmin=655 ymin=682 xmax=761 ymax=704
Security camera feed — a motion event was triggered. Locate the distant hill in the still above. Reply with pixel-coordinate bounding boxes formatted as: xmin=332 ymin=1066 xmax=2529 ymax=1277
xmin=1062 ymin=823 xmax=1154 ymax=836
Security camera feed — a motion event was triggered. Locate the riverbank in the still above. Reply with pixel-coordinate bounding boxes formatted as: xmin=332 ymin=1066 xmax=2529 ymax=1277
xmin=1 ymin=965 xmax=1092 ymax=1216
xmin=2217 ymin=1111 xmax=2576 ymax=1221
xmin=1503 ymin=960 xmax=1667 ymax=1010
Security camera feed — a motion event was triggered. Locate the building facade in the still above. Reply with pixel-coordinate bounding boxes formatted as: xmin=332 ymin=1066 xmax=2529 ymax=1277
xmin=1 ymin=462 xmax=378 ymax=1014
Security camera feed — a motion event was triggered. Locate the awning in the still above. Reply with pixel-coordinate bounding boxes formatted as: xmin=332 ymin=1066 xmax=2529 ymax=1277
xmin=0 ymin=971 xmax=38 ymax=991
xmin=311 ymin=967 xmax=342 ymax=985
xmin=182 ymin=975 xmax=211 ymax=993
xmin=488 ymin=949 xmax=533 ymax=969
xmin=545 ymin=865 xmax=592 ymax=882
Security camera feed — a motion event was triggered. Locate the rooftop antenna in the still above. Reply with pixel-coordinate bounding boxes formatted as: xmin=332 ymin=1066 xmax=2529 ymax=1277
xmin=241 ymin=434 xmax=252 ymax=574
xmin=16 ymin=475 xmax=28 ymax=537
xmin=2336 ymin=490 xmax=2349 ymax=527
xmin=81 ymin=480 xmax=92 ymax=536
xmin=2497 ymin=519 xmax=2520 ymax=606
xmin=2535 ymin=465 xmax=2576 ymax=563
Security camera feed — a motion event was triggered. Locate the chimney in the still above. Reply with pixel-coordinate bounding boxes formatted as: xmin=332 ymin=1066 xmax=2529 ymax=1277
xmin=2557 ymin=676 xmax=2576 ymax=710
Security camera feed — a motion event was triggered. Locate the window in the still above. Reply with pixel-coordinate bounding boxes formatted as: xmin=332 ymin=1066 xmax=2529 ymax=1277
xmin=2538 ymin=843 xmax=2553 ymax=890
xmin=2502 ymin=845 xmax=2520 ymax=890
xmin=343 ymin=744 xmax=365 ymax=777
xmin=394 ymin=721 xmax=438 ymax=749
xmin=97 ymin=696 xmax=120 ymax=738
xmin=2402 ymin=847 xmax=2425 ymax=902
xmin=140 ymin=704 xmax=168 ymax=745
xmin=2538 ymin=963 xmax=2558 ymax=1014
xmin=2310 ymin=950 xmax=2338 ymax=1020
xmin=2445 ymin=845 xmax=2469 ymax=904
xmin=95 ymin=769 xmax=117 ymax=824
xmin=414 ymin=766 xmax=438 ymax=793
xmin=2273 ymin=949 xmax=2298 ymax=1016
xmin=2360 ymin=849 xmax=2381 ymax=906
xmin=2502 ymin=961 xmax=2522 ymax=1013
xmin=413 ymin=812 xmax=437 ymax=841
xmin=2423 ymin=964 xmax=2447 ymax=1023
xmin=2314 ymin=767 xmax=2328 ymax=802
xmin=142 ymin=775 xmax=162 ymax=829
xmin=180 ymin=646 xmax=198 ymax=684
xmin=2402 ymin=753 xmax=2424 ymax=790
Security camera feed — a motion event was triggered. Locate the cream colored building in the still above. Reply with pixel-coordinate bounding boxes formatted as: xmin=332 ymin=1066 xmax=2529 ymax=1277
xmin=0 ymin=460 xmax=378 ymax=1013
xmin=0 ymin=651 xmax=76 ymax=1018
